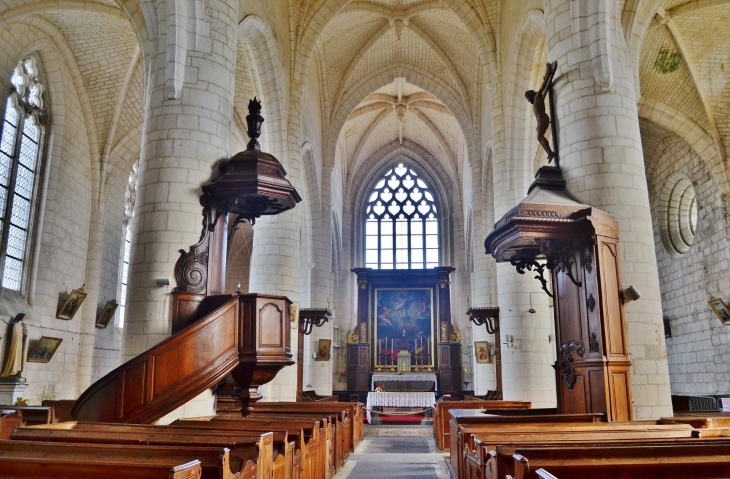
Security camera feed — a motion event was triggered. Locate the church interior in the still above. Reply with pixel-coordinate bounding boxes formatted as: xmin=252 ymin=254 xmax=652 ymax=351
xmin=1 ymin=0 xmax=730 ymax=477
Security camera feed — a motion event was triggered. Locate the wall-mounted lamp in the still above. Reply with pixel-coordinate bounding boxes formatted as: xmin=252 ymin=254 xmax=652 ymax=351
xmin=311 ymin=352 xmax=317 ymax=359
xmin=155 ymin=277 xmax=170 ymax=286
xmin=529 ymin=293 xmax=537 ymax=314
xmin=503 ymin=334 xmax=514 ymax=349
xmin=622 ymin=285 xmax=641 ymax=303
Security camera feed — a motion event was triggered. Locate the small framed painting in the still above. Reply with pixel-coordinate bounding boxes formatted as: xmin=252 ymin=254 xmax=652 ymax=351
xmin=57 ymin=285 xmax=86 ymax=320
xmin=27 ymin=336 xmax=63 ymax=363
xmin=316 ymin=339 xmax=331 ymax=361
xmin=474 ymin=341 xmax=491 ymax=364
xmin=709 ymin=298 xmax=730 ymax=325
xmin=95 ymin=300 xmax=118 ymax=329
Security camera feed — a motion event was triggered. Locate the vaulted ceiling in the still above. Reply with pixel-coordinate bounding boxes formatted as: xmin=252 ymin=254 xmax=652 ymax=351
xmin=313 ymin=0 xmax=478 ymax=181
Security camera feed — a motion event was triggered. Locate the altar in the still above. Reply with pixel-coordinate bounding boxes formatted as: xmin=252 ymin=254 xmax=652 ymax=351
xmin=371 ymin=373 xmax=438 ymax=392
xmin=365 ymin=391 xmax=436 ymax=423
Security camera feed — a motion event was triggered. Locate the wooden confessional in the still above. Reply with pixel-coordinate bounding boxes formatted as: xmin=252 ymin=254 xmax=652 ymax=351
xmin=72 ymin=99 xmax=302 ymax=422
xmin=485 ymin=166 xmax=632 ymax=421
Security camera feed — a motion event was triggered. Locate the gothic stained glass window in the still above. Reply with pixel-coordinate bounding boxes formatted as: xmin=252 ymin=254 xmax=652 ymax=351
xmin=0 ymin=56 xmax=45 ymax=291
xmin=365 ymin=163 xmax=439 ymax=269
xmin=117 ymin=161 xmax=139 ymax=328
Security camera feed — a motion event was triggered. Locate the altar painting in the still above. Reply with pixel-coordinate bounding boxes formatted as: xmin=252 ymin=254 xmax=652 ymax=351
xmin=374 ymin=288 xmax=434 ymax=368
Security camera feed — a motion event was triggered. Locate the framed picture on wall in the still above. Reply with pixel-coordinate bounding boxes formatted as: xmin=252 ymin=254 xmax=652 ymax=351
xmin=95 ymin=300 xmax=118 ymax=329
xmin=474 ymin=341 xmax=491 ymax=364
xmin=709 ymin=298 xmax=730 ymax=325
xmin=57 ymin=285 xmax=86 ymax=320
xmin=27 ymin=336 xmax=63 ymax=363
xmin=316 ymin=339 xmax=331 ymax=361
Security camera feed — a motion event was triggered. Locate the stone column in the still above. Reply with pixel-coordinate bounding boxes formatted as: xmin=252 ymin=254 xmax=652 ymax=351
xmin=492 ymin=83 xmax=557 ymax=409
xmin=249 ymin=210 xmax=302 ymax=401
xmin=544 ymin=0 xmax=672 ymax=418
xmin=124 ymin=0 xmax=238 ymax=360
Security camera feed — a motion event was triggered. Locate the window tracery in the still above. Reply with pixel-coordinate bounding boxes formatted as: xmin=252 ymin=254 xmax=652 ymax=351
xmin=0 ymin=56 xmax=45 ymax=291
xmin=365 ymin=163 xmax=439 ymax=269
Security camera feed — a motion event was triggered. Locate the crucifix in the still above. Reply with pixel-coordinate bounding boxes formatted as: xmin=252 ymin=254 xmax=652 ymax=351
xmin=525 ymin=61 xmax=559 ymax=167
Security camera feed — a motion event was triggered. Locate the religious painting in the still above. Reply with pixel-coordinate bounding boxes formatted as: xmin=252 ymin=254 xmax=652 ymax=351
xmin=95 ymin=300 xmax=118 ymax=329
xmin=374 ymin=288 xmax=434 ymax=368
xmin=709 ymin=298 xmax=730 ymax=325
xmin=57 ymin=286 xmax=86 ymax=320
xmin=475 ymin=341 xmax=491 ymax=364
xmin=27 ymin=336 xmax=63 ymax=363
xmin=316 ymin=339 xmax=331 ymax=361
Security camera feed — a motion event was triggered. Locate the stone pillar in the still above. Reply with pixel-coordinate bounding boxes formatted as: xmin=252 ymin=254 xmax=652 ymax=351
xmin=249 ymin=211 xmax=302 ymax=401
xmin=124 ymin=0 xmax=238 ymax=360
xmin=544 ymin=0 xmax=672 ymax=418
xmin=493 ymin=86 xmax=557 ymax=408
xmin=495 ymin=264 xmax=556 ymax=407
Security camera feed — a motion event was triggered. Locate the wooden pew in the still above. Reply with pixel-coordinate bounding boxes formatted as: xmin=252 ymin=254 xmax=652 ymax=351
xmin=42 ymin=399 xmax=77 ymax=422
xmin=246 ymin=405 xmax=352 ymax=471
xmin=0 ymin=440 xmax=242 ymax=479
xmin=297 ymin=391 xmax=337 ymax=402
xmin=175 ymin=418 xmax=318 ymax=479
xmin=447 ymin=411 xmax=605 ymax=479
xmin=10 ymin=423 xmax=274 ymax=479
xmin=432 ymin=400 xmax=531 ymax=450
xmin=509 ymin=442 xmax=730 ymax=479
xmin=0 ymin=412 xmax=22 ymax=439
xmin=215 ymin=411 xmax=334 ymax=479
xmin=240 ymin=411 xmax=337 ymax=479
xmin=0 ymin=405 xmax=54 ymax=425
xmin=251 ymin=401 xmax=363 ymax=449
xmin=459 ymin=423 xmax=699 ymax=479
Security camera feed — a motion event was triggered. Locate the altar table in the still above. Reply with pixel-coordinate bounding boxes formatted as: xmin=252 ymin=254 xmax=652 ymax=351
xmin=371 ymin=373 xmax=438 ymax=391
xmin=365 ymin=391 xmax=436 ymax=423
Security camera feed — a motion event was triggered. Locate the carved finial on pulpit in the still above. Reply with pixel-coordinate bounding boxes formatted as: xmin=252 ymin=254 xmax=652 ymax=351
xmin=246 ymin=97 xmax=264 ymax=151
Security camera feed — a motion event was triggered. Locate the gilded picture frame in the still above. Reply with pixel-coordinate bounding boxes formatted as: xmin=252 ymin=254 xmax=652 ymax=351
xmin=474 ymin=341 xmax=491 ymax=364
xmin=373 ymin=288 xmax=434 ymax=369
xmin=57 ymin=286 xmax=86 ymax=320
xmin=709 ymin=297 xmax=730 ymax=325
xmin=95 ymin=300 xmax=118 ymax=329
xmin=316 ymin=339 xmax=331 ymax=361
xmin=27 ymin=336 xmax=63 ymax=363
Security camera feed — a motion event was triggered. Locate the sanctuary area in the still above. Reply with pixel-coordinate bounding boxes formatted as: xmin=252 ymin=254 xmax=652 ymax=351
xmin=1 ymin=0 xmax=730 ymax=477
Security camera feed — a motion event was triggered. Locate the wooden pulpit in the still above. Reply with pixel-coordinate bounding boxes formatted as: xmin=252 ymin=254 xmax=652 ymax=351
xmin=485 ymin=166 xmax=632 ymax=421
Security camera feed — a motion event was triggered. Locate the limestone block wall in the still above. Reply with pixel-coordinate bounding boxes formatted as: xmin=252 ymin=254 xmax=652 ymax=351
xmin=0 ymin=23 xmax=94 ymax=403
xmin=642 ymin=122 xmax=730 ymax=396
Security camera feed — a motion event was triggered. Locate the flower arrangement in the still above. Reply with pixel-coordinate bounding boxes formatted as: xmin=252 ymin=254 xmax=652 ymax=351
xmin=14 ymin=397 xmax=28 ymax=406
xmin=375 ymin=386 xmax=384 ymax=392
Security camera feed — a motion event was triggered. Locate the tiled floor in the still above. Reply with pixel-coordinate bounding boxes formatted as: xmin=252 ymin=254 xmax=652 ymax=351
xmin=334 ymin=426 xmax=450 ymax=479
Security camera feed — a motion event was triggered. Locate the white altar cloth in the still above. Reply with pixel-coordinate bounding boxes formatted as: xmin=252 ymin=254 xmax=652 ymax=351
xmin=371 ymin=373 xmax=438 ymax=391
xmin=365 ymin=391 xmax=436 ymax=423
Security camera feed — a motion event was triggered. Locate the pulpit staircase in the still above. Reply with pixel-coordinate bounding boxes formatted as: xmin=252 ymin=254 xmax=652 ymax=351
xmin=71 ymin=293 xmax=294 ymax=423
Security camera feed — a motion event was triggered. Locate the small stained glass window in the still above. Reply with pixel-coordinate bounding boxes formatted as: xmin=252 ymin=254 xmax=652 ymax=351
xmin=365 ymin=163 xmax=439 ymax=269
xmin=117 ymin=162 xmax=139 ymax=328
xmin=0 ymin=56 xmax=45 ymax=291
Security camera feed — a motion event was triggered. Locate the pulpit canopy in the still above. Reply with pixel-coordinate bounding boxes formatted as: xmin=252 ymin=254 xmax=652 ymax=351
xmin=485 ymin=166 xmax=618 ymax=262
xmin=202 ymin=98 xmax=301 ymax=224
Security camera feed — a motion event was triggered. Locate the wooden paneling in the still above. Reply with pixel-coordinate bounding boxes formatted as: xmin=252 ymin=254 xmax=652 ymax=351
xmin=73 ymin=293 xmax=293 ymax=423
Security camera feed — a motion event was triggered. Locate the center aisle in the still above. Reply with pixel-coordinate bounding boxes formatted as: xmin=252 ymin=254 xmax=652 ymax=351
xmin=335 ymin=425 xmax=450 ymax=479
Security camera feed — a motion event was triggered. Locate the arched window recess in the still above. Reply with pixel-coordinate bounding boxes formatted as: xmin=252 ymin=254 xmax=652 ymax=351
xmin=0 ymin=56 xmax=47 ymax=291
xmin=364 ymin=162 xmax=439 ymax=269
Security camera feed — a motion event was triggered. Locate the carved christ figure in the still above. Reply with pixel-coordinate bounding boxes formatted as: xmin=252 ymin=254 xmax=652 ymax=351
xmin=525 ymin=61 xmax=558 ymax=162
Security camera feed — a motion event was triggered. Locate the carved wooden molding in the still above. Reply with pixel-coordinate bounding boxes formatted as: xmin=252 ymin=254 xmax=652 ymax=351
xmin=559 ymin=341 xmax=585 ymax=390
